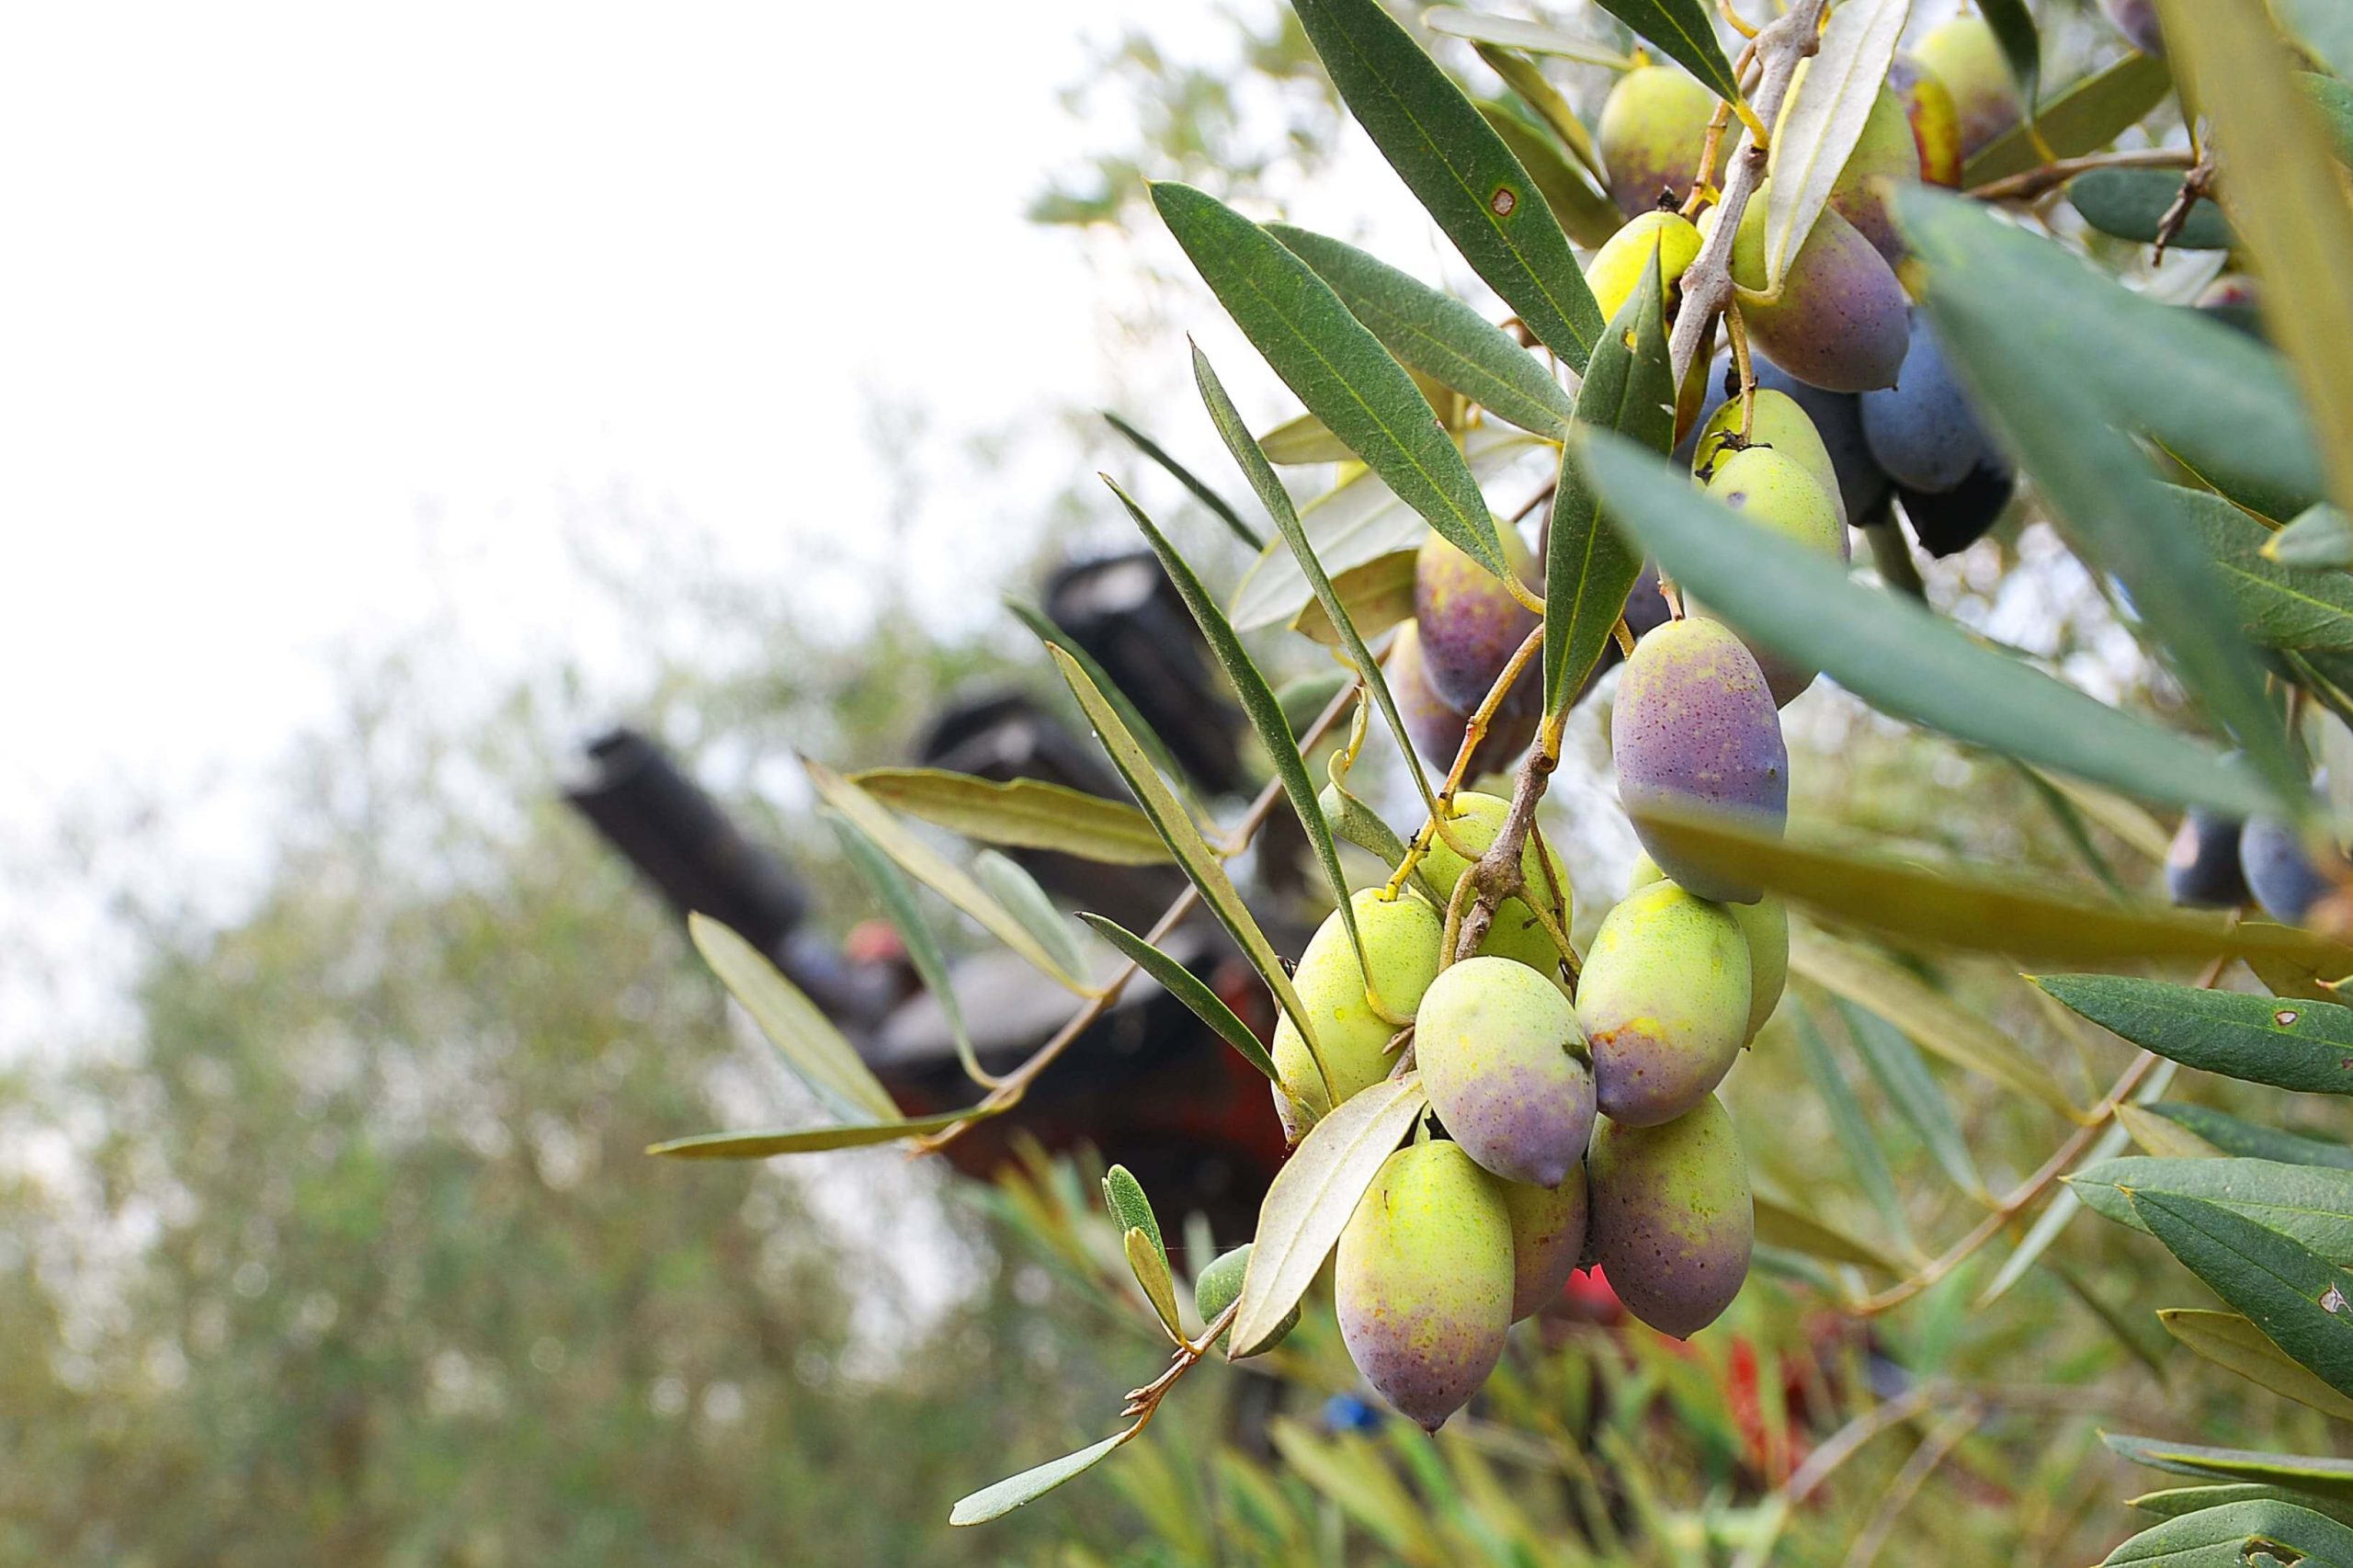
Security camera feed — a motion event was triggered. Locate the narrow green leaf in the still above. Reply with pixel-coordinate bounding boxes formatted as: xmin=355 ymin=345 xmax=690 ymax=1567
xmin=2106 ymin=1432 xmax=2353 ymax=1505
xmin=1107 ymin=473 xmax=1369 ymax=993
xmin=1589 ymin=1 xmax=1743 ymax=108
xmin=1233 ymin=1075 xmax=1430 ymax=1356
xmin=1477 ymin=98 xmax=1625 ymax=249
xmin=1077 ymin=915 xmax=1284 ymax=1087
xmin=2303 ymin=73 xmax=2353 ymax=166
xmin=687 ymin=912 xmax=900 ymax=1123
xmin=2268 ymin=504 xmax=2353 ymax=571
xmin=2012 ymin=757 xmax=2128 ymax=899
xmin=1125 ymin=1227 xmax=1186 ymax=1340
xmin=2156 ymin=0 xmax=2353 ymax=518
xmin=2130 ymin=1188 xmax=2353 ymax=1397
xmin=846 ymin=767 xmax=1172 ymax=867
xmin=1794 ymin=1006 xmax=1914 ymax=1254
xmin=2279 ymin=0 xmax=2353 ymax=79
xmin=1542 ymin=242 xmax=1672 ymax=715
xmin=2053 ymin=1259 xmax=2174 ymax=1382
xmin=2149 ymin=1104 xmax=2353 ymax=1170
xmin=1471 ymin=42 xmax=1607 ymax=181
xmin=1153 ymin=182 xmax=1511 ymax=581
xmin=1752 ymin=1190 xmax=1901 ymax=1275
xmin=2034 ymin=976 xmax=2353 ymax=1096
xmin=1979 ymin=1126 xmax=2122 ymax=1306
xmin=1006 ymin=598 xmax=1198 ymax=804
xmin=2131 ymin=1483 xmax=2353 ymax=1528
xmin=807 ymin=763 xmax=1093 ymax=994
xmin=1258 ymin=409 xmax=1354 ymax=464
xmin=1836 ymin=995 xmax=1985 ymax=1198
xmin=650 ymin=1110 xmax=978 ymax=1159
xmin=1193 ymin=344 xmax=1444 ymax=815
xmin=1424 ymin=7 xmax=1636 ymax=70
xmin=1964 ymin=53 xmax=2171 ymax=185
xmin=1276 ymin=668 xmax=1355 ymax=733
xmin=1103 ymin=410 xmax=1263 ymax=550
xmin=2175 ymin=486 xmax=2353 ymax=652
xmin=1267 ymin=225 xmax=1572 ymax=437
xmin=1044 ymin=642 xmax=1330 ymax=1098
xmin=2069 ymin=168 xmax=2234 ymax=251
xmin=2118 ymin=1102 xmax=2224 ymax=1159
xmin=1905 ymin=190 xmax=2303 ymax=816
xmin=949 ymin=1428 xmax=1137 ymax=1526
xmin=1103 ymin=1164 xmax=1167 ymax=1265
xmin=2100 ymin=1496 xmax=2353 ymax=1567
xmin=823 ymin=807 xmax=985 ymax=1086
xmin=2161 ymin=1308 xmax=2353 ymax=1418
xmin=1762 ymin=0 xmax=1908 ymax=290
xmin=1290 ymin=0 xmax=1606 ymax=369
xmin=2072 ymin=1156 xmax=2353 ymax=1264
xmin=1974 ymin=0 xmax=2040 ymax=115
xmin=1582 ymin=429 xmax=2281 ymax=819
xmin=1229 ymin=425 xmax=1544 ymax=632
xmin=1791 ymin=931 xmax=2077 ymax=1118
xmin=1634 ymin=805 xmax=2347 ymax=969
xmin=1897 ymin=179 xmax=2324 ymax=520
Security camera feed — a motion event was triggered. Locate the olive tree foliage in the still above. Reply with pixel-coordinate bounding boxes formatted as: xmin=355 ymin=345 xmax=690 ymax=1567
xmin=644 ymin=0 xmax=2353 ymax=1562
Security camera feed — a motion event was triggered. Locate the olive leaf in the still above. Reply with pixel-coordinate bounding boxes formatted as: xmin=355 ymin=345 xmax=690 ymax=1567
xmin=688 ymin=912 xmax=900 ymax=1123
xmin=949 ymin=1429 xmax=1138 ymax=1526
xmin=846 ymin=767 xmax=1172 ymax=867
xmin=1102 ymin=410 xmax=1262 ymax=550
xmin=1762 ymin=0 xmax=1907 ymax=290
xmin=1965 ymin=54 xmax=2170 ymax=185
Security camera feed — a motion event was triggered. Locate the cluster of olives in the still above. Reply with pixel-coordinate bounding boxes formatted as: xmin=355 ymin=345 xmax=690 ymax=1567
xmin=2169 ymin=798 xmax=2348 ymax=926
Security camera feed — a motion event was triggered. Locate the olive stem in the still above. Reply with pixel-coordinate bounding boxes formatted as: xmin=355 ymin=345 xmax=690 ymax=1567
xmin=1966 ymin=144 xmax=2195 ymax=203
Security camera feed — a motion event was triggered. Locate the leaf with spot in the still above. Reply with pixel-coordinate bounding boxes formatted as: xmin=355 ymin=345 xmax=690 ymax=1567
xmin=1153 ymin=181 xmax=1511 ymax=582
xmin=1477 ymin=98 xmax=1625 ymax=248
xmin=1290 ymin=0 xmax=1606 ymax=370
xmin=2129 ymin=1187 xmax=2353 ymax=1399
xmin=2069 ymin=1156 xmax=2353 ymax=1265
xmin=1268 ymin=225 xmax=1573 ymax=437
xmin=2098 ymin=1496 xmax=2353 ymax=1567
xmin=2034 ymin=976 xmax=2353 ymax=1096
xmin=1543 ymin=241 xmax=1673 ymax=716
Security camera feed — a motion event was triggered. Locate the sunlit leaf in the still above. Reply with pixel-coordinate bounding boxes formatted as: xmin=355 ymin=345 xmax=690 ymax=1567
xmin=2156 ymin=0 xmax=2353 ymax=518
xmin=1423 ymin=7 xmax=1635 ymax=70
xmin=846 ymin=767 xmax=1171 ymax=867
xmin=2161 ymin=1308 xmax=2353 ymax=1418
xmin=1790 ymin=931 xmax=2076 ymax=1117
xmin=2099 ymin=1496 xmax=2353 ymax=1567
xmin=1102 ymin=1163 xmax=1167 ymax=1265
xmin=2035 ymin=976 xmax=2353 ymax=1096
xmin=649 ymin=1110 xmax=978 ymax=1159
xmin=1965 ymin=54 xmax=2171 ymax=185
xmin=1905 ymin=189 xmax=2304 ymax=814
xmin=1233 ymin=1076 xmax=1430 ymax=1356
xmin=687 ymin=912 xmax=900 ymax=1123
xmin=1108 ymin=475 xmax=1370 ymax=986
xmin=1259 ymin=409 xmax=1355 ymax=464
xmin=2130 ymin=1188 xmax=2353 ymax=1397
xmin=1582 ymin=431 xmax=2279 ymax=819
xmin=1291 ymin=0 xmax=1606 ymax=369
xmin=1290 ymin=549 xmax=1418 ymax=646
xmin=2117 ymin=1102 xmax=2223 ymax=1159
xmin=1103 ymin=410 xmax=1262 ymax=550
xmin=2071 ymin=1156 xmax=2353 ymax=1265
xmin=1470 ymin=41 xmax=1607 ymax=182
xmin=949 ymin=1428 xmax=1137 ymax=1526
xmin=1125 ymin=1227 xmax=1185 ymax=1341
xmin=1763 ymin=0 xmax=1909 ymax=290
xmin=1543 ymin=242 xmax=1672 ymax=716
xmin=1268 ymin=225 xmax=1574 ymax=437
xmin=1005 ymin=599 xmax=1199 ymax=807
xmin=1044 ymin=642 xmax=1331 ymax=1098
xmin=1077 ymin=915 xmax=1284 ymax=1088
xmin=2268 ymin=504 xmax=2353 ymax=571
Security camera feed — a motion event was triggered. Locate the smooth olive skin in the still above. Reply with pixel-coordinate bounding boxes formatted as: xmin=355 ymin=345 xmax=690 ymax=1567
xmin=1416 ymin=791 xmax=1571 ymax=976
xmin=1811 ymin=85 xmax=1919 ymax=262
xmin=1629 ymin=853 xmax=1786 ymax=1043
xmin=1586 ymin=1096 xmax=1753 ymax=1338
xmin=1415 ymin=525 xmax=1540 ymax=718
xmin=1915 ymin=15 xmax=2022 ymax=157
xmin=1612 ymin=619 xmax=1790 ymax=903
xmin=1586 ymin=210 xmax=1703 ymax=322
xmin=2240 ymin=818 xmax=2342 ymax=926
xmin=1270 ymin=890 xmax=1442 ymax=1121
xmin=1887 ymin=55 xmax=1965 ymax=187
xmin=1392 ymin=621 xmax=1538 ymax=779
xmin=1336 ymin=1141 xmax=1515 ymax=1430
xmin=1501 ymin=1165 xmax=1588 ymax=1323
xmin=1696 ymin=446 xmax=1848 ymax=707
xmin=1692 ymin=390 xmax=1850 ymax=522
xmin=1683 ymin=358 xmax=1891 ymax=524
xmin=1860 ymin=314 xmax=1999 ymax=496
xmin=1725 ymin=201 xmax=1910 ymax=393
xmin=1576 ymin=881 xmax=1751 ymax=1126
xmin=2165 ymin=809 xmax=2251 ymax=909
xmin=1596 ymin=65 xmax=1715 ymax=216
xmin=1195 ymin=1244 xmax=1298 ymax=1352
xmin=1415 ymin=956 xmax=1596 ymax=1187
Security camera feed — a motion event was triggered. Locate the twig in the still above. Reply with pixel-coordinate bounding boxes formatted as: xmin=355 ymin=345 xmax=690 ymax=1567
xmin=2150 ymin=153 xmax=2217 ymax=268
xmin=1839 ymin=1403 xmax=1982 ymax=1568
xmin=1965 ymin=145 xmax=2196 ymax=203
xmin=1668 ymin=0 xmax=1834 ymax=389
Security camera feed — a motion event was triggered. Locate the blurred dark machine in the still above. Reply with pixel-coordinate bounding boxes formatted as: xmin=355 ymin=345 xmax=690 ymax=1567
xmin=565 ymin=551 xmax=1293 ymax=1239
